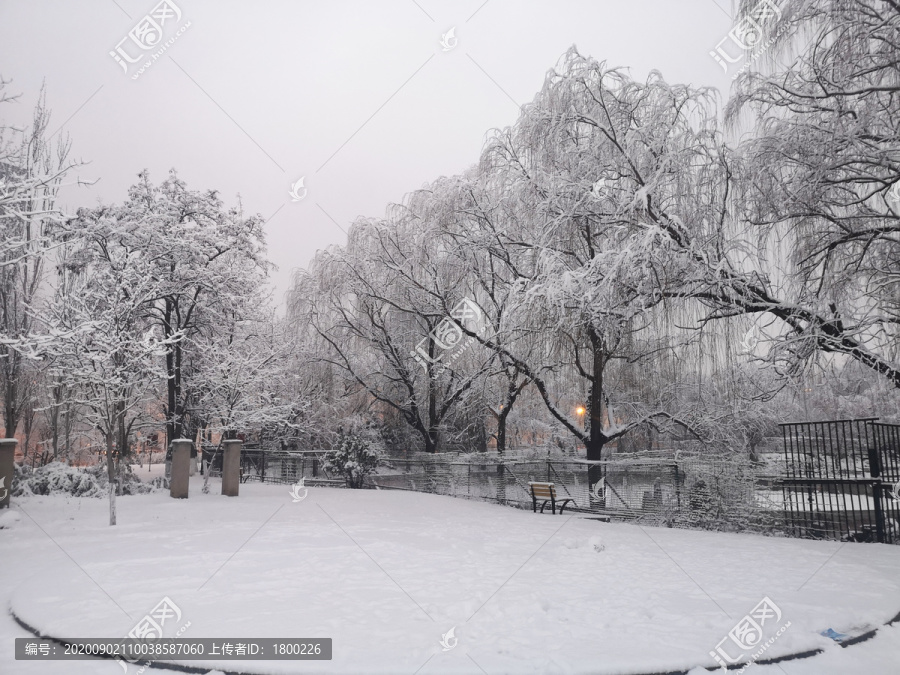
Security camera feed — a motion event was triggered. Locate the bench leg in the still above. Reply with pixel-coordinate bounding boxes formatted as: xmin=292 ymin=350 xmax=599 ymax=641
xmin=559 ymin=499 xmax=572 ymax=515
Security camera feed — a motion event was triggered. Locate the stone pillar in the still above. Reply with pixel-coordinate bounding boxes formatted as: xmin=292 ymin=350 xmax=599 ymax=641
xmin=0 ymin=439 xmax=17 ymax=509
xmin=221 ymin=440 xmax=242 ymax=497
xmin=169 ymin=439 xmax=192 ymax=499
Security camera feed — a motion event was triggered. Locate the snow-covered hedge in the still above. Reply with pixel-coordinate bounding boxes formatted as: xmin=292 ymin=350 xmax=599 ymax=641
xmin=323 ymin=431 xmax=382 ymax=489
xmin=12 ymin=462 xmax=160 ymax=498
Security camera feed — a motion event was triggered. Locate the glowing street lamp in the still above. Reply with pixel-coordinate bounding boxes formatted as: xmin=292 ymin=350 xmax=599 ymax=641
xmin=576 ymin=406 xmax=586 ymax=433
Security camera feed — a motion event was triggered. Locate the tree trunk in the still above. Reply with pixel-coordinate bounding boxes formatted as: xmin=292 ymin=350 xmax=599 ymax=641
xmin=202 ymin=440 xmax=222 ymax=494
xmin=164 ymin=299 xmax=182 ymax=444
xmin=427 ymin=345 xmax=438 ymax=453
xmin=106 ymin=433 xmax=117 ymax=526
xmin=497 ymin=409 xmax=509 ymax=455
xmin=2 ymin=351 xmax=19 ymax=438
xmin=22 ymin=401 xmax=34 ymax=464
xmin=50 ymin=401 xmax=60 ymax=460
xmin=116 ymin=403 xmax=128 ymax=496
xmin=496 ymin=407 xmax=510 ymax=504
xmin=586 ymin=330 xmax=608 ymax=492
xmin=63 ymin=404 xmax=72 ymax=465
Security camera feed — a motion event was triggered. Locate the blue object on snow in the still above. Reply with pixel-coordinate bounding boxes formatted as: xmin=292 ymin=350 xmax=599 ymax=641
xmin=820 ymin=628 xmax=848 ymax=642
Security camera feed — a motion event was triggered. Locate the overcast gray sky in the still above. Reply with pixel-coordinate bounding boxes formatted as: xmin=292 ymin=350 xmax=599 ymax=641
xmin=0 ymin=0 xmax=739 ymax=309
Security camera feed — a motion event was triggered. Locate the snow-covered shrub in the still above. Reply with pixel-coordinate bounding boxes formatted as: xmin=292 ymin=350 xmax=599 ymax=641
xmin=12 ymin=462 xmax=159 ymax=498
xmin=117 ymin=464 xmax=159 ymax=495
xmin=323 ymin=431 xmax=382 ymax=489
xmin=12 ymin=462 xmax=104 ymax=498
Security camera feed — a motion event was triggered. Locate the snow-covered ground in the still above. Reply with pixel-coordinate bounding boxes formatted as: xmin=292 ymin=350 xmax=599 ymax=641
xmin=1 ymin=475 xmax=899 ymax=674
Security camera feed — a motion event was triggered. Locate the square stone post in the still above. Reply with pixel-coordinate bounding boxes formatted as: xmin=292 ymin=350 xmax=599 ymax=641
xmin=169 ymin=439 xmax=193 ymax=499
xmin=222 ymin=439 xmax=242 ymax=497
xmin=0 ymin=439 xmax=17 ymax=509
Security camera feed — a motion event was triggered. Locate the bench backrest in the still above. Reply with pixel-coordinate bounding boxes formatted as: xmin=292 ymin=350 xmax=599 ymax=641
xmin=529 ymin=482 xmax=556 ymax=499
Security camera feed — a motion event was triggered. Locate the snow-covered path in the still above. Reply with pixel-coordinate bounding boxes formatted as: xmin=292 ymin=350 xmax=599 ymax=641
xmin=1 ymin=476 xmax=899 ymax=674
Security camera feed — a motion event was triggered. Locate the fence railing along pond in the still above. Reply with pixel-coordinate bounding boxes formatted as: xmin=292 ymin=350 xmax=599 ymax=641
xmin=225 ymin=419 xmax=900 ymax=544
xmin=368 ymin=453 xmax=786 ymax=533
xmin=228 ymin=445 xmax=786 ymax=534
xmin=780 ymin=419 xmax=900 ymax=544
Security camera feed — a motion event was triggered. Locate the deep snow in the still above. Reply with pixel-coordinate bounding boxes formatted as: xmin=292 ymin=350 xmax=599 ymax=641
xmin=1 ymin=473 xmax=899 ymax=674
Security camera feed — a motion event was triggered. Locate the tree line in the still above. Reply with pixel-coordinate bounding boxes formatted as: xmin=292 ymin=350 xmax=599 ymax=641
xmin=2 ymin=0 xmax=899 ymax=510
xmin=286 ymin=0 xmax=900 ymax=486
xmin=0 ymin=82 xmax=306 ymax=523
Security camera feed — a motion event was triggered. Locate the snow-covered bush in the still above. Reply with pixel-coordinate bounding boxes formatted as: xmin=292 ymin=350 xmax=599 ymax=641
xmin=323 ymin=431 xmax=382 ymax=489
xmin=12 ymin=462 xmax=159 ymax=498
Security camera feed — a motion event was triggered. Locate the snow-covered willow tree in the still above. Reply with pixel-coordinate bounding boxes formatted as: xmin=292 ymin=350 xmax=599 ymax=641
xmin=288 ymin=28 xmax=900 ymax=464
xmin=433 ymin=171 xmax=537 ymax=458
xmin=285 ymin=51 xmax=779 ymax=464
xmin=726 ymin=0 xmax=900 ymax=386
xmin=290 ymin=200 xmax=494 ymax=454
xmin=458 ymin=50 xmax=755 ymax=481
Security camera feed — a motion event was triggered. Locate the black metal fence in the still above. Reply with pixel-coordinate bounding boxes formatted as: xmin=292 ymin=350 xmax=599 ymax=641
xmin=214 ymin=444 xmax=785 ymax=531
xmin=780 ymin=419 xmax=900 ymax=544
xmin=211 ymin=418 xmax=900 ymax=545
xmin=218 ymin=446 xmax=344 ymax=487
xmin=367 ymin=452 xmax=786 ymax=534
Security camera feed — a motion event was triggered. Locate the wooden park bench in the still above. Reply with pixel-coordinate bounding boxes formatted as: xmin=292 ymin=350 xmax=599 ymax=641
xmin=529 ymin=482 xmax=574 ymax=515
